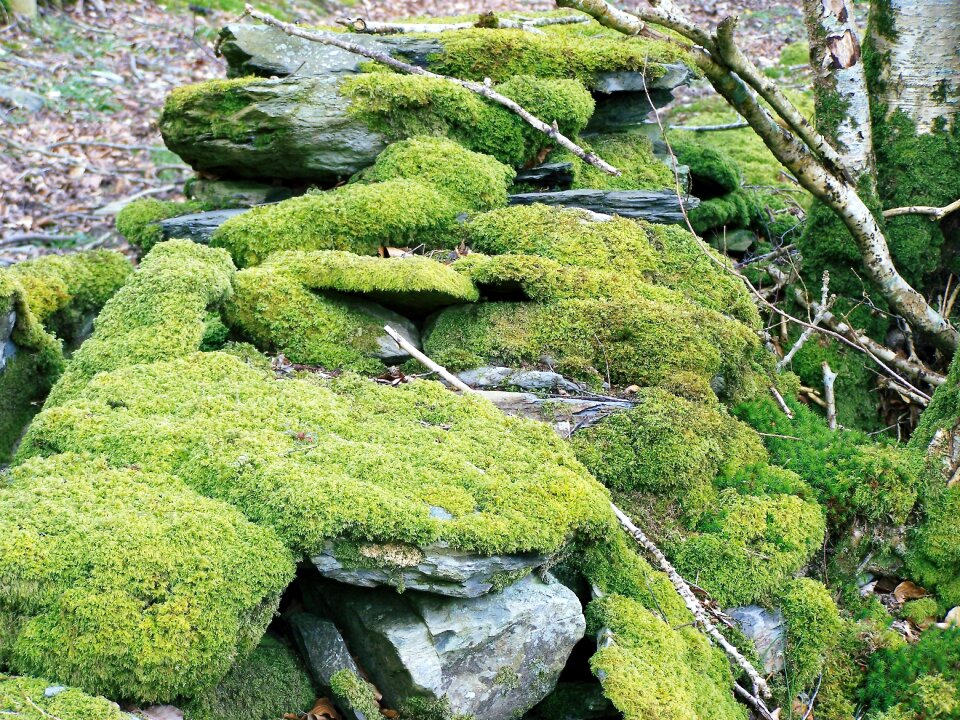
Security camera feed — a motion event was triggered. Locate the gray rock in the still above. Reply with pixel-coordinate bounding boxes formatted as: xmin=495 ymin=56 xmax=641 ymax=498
xmin=186 ymin=179 xmax=299 ymax=208
xmin=729 ymin=605 xmax=785 ymax=674
xmin=478 ymin=391 xmax=634 ymax=436
xmin=457 ymin=366 xmax=583 ymax=393
xmin=341 ymin=300 xmax=420 ymax=364
xmin=160 ymin=75 xmax=388 ymax=184
xmin=324 ymin=574 xmax=586 ymax=719
xmin=1 ymin=302 xmax=16 ymax=373
xmin=158 ymin=209 xmax=248 ymax=244
xmin=509 ymin=189 xmax=698 ymax=225
xmin=0 ymin=83 xmax=45 ymax=113
xmin=592 ymin=63 xmax=692 ymax=94
xmin=311 ymin=539 xmax=549 ymax=597
xmin=219 ymin=24 xmax=443 ymax=79
xmin=586 ymin=90 xmax=676 ymax=132
xmin=43 ymin=686 xmax=67 ymax=698
xmin=514 ymin=161 xmax=575 ymax=189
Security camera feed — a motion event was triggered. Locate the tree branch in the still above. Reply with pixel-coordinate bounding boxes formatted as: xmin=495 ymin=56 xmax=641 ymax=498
xmin=243 ymin=5 xmax=620 ymax=176
xmin=883 ymin=198 xmax=960 ymax=221
xmin=337 ymin=15 xmax=589 ymax=34
xmin=776 ymin=271 xmax=834 ymax=370
xmin=822 ymin=361 xmax=838 ymax=430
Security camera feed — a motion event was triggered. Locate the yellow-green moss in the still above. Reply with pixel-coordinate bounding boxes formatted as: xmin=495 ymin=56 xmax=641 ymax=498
xmin=901 ymin=598 xmax=939 ymax=625
xmin=44 ymin=240 xmax=236 ymax=406
xmin=115 ymin=198 xmax=202 ymax=252
xmin=427 ymin=26 xmax=690 ymax=86
xmin=670 ymin=490 xmax=826 ymax=606
xmin=212 ymin=180 xmax=460 ymax=268
xmin=343 ymin=73 xmax=594 ymax=168
xmin=0 ymin=453 xmax=294 ymax=703
xmin=353 ymin=135 xmax=514 ymax=210
xmin=0 ymin=674 xmax=126 ymax=720
xmin=779 ymin=578 xmax=842 ymax=695
xmin=559 ymin=132 xmax=674 ymax=191
xmin=587 ymin=594 xmax=746 ymax=720
xmin=18 ymin=352 xmax=614 ymax=558
xmin=184 ymin=636 xmax=316 ymax=720
xmin=329 ymin=669 xmax=381 ymax=719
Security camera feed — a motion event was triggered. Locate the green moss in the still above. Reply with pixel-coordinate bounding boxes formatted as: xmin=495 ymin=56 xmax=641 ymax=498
xmin=902 ymin=598 xmax=939 ymax=625
xmin=160 ymin=76 xmax=266 ymax=144
xmin=330 ymin=669 xmax=381 ymax=719
xmin=343 ymin=73 xmax=594 ymax=168
xmin=398 ymin=697 xmax=473 ymax=720
xmin=689 ymin=191 xmax=759 ymax=235
xmin=115 ymin=198 xmax=201 ymax=252
xmin=353 ymin=135 xmax=514 ymax=210
xmin=874 ymin=675 xmax=960 ymax=720
xmin=670 ymin=490 xmax=825 ymax=606
xmin=0 ymin=453 xmax=294 ymax=703
xmin=734 ymin=394 xmax=921 ymax=526
xmin=671 ymin=138 xmax=742 ymax=196
xmin=546 ymin=131 xmax=675 ymax=191
xmin=261 ymin=250 xmax=479 ymax=312
xmin=778 ymin=40 xmax=810 ymax=68
xmin=779 ymin=578 xmax=842 ymax=695
xmin=0 ymin=674 xmax=126 ymax=720
xmin=587 ymin=594 xmax=746 ymax=720
xmin=44 ymin=240 xmax=235 ymax=406
xmin=572 ymin=387 xmax=765 ymax=504
xmin=428 ymin=26 xmax=690 ymax=86
xmin=184 ymin=636 xmax=316 ymax=720
xmin=212 ymin=180 xmax=460 ymax=268
xmin=18 ymin=352 xmax=614 ymax=559
xmin=904 ymin=484 xmax=960 ymax=607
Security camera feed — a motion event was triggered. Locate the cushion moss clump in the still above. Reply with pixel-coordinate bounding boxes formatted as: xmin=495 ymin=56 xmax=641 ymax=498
xmin=18 ymin=351 xmax=614 ymax=559
xmin=353 ymin=135 xmax=514 ymax=210
xmin=330 ymin=669 xmax=382 ymax=720
xmin=45 ymin=240 xmax=236 ymax=406
xmin=671 ymin=138 xmax=742 ymax=196
xmin=428 ymin=26 xmax=690 ymax=87
xmin=343 ymin=73 xmax=594 ymax=169
xmin=779 ymin=578 xmax=842 ymax=695
xmin=183 ymin=636 xmax=316 ymax=720
xmin=0 ymin=674 xmax=126 ymax=720
xmin=563 ymin=131 xmax=675 ymax=191
xmin=0 ymin=453 xmax=294 ymax=703
xmin=670 ymin=489 xmax=826 ymax=607
xmin=115 ymin=198 xmax=202 ymax=253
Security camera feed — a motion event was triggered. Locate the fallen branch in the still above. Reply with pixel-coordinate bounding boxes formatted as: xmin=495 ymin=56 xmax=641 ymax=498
xmin=776 ymin=271 xmax=834 ymax=371
xmin=47 ymin=140 xmax=165 ymax=152
xmin=769 ymin=385 xmax=795 ymax=419
xmin=822 ymin=362 xmax=838 ymax=430
xmin=244 ymin=5 xmax=619 ymax=176
xmin=0 ymin=232 xmax=84 ymax=247
xmin=337 ymin=14 xmax=588 ymax=34
xmin=383 ymin=325 xmax=473 ymax=392
xmin=878 ymin=377 xmax=930 ymax=408
xmin=612 ymin=503 xmax=774 ymax=704
xmin=883 ymin=197 xmax=960 ymax=221
xmin=669 ymin=120 xmax=749 ymax=132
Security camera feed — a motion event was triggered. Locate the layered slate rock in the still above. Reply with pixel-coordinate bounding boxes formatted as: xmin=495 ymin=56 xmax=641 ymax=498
xmin=322 ymin=574 xmax=585 ymax=719
xmin=159 ymin=208 xmax=247 ymax=243
xmin=508 ymin=188 xmax=698 ymax=224
xmin=311 ymin=540 xmax=549 ymax=597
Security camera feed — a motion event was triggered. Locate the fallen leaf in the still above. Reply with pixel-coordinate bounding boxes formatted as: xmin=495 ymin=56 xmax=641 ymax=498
xmin=893 ymin=580 xmax=928 ymax=603
xmin=306 ymin=697 xmax=342 ymax=720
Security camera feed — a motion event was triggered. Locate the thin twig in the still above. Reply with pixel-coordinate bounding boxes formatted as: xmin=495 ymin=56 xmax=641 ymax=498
xmin=769 ymin=385 xmax=795 ymax=419
xmin=822 ymin=362 xmax=838 ymax=430
xmin=383 ymin=325 xmax=473 ymax=392
xmin=670 ymin=120 xmax=749 ymax=131
xmin=242 ymin=5 xmax=620 ymax=176
xmin=883 ymin=197 xmax=960 ymax=221
xmin=337 ymin=14 xmax=588 ymax=33
xmin=776 ymin=271 xmax=835 ymax=370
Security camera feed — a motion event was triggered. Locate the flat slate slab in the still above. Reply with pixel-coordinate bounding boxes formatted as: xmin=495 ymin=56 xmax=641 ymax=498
xmin=508 ymin=188 xmax=699 ymax=225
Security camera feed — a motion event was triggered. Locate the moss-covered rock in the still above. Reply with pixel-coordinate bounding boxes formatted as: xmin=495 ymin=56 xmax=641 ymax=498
xmin=19 ymin=351 xmax=613 ymax=559
xmin=45 ymin=240 xmax=235 ymax=406
xmin=0 ymin=453 xmax=294 ymax=703
xmin=0 ymin=674 xmax=126 ymax=720
xmin=564 ymin=131 xmax=675 ymax=191
xmin=343 ymin=73 xmax=594 ymax=169
xmin=184 ymin=636 xmax=316 ymax=720
xmin=115 ymin=198 xmax=202 ymax=252
xmin=353 ymin=135 xmax=514 ymax=210
xmin=672 ymin=138 xmax=742 ymax=196
xmin=330 ymin=669 xmax=382 ymax=720
xmin=670 ymin=489 xmax=826 ymax=606
xmin=779 ymin=578 xmax=842 ymax=695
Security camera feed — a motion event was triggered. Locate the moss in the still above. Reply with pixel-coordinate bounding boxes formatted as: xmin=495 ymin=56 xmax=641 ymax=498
xmin=18 ymin=352 xmax=614 ymax=559
xmin=778 ymin=40 xmax=810 ymax=68
xmin=671 ymin=138 xmax=742 ymax=196
xmin=424 ymin=261 xmax=761 ymax=395
xmin=901 ymin=598 xmax=939 ymax=625
xmin=904 ymin=484 xmax=960 ymax=607
xmin=160 ymin=76 xmax=267 ymax=143
xmin=587 ymin=594 xmax=746 ymax=720
xmin=44 ymin=240 xmax=235 ymax=406
xmin=779 ymin=578 xmax=842 ymax=695
xmin=0 ymin=453 xmax=294 ymax=703
xmin=212 ymin=180 xmax=461 ymax=267
xmin=115 ymin=198 xmax=201 ymax=252
xmin=547 ymin=131 xmax=674 ymax=191
xmin=572 ymin=387 xmax=765 ymax=505
xmin=461 ymin=204 xmax=761 ymax=327
xmin=734 ymin=393 xmax=921 ymax=526
xmin=329 ymin=669 xmax=381 ymax=719
xmin=398 ymin=697 xmax=474 ymax=720
xmin=343 ymin=73 xmax=594 ymax=168
xmin=874 ymin=675 xmax=960 ymax=720
xmin=427 ymin=26 xmax=690 ymax=87
xmin=183 ymin=636 xmax=316 ymax=720
xmin=261 ymin=250 xmax=479 ymax=312
xmin=353 ymin=135 xmax=514 ymax=210
xmin=689 ymin=191 xmax=759 ymax=235
xmin=670 ymin=489 xmax=825 ymax=606
xmin=0 ymin=674 xmax=126 ymax=720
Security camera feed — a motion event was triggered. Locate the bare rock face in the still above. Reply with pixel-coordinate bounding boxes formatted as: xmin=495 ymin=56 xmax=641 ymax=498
xmin=322 ymin=574 xmax=586 ymax=719
xmin=311 ymin=540 xmax=549 ymax=598
xmin=728 ymin=605 xmax=786 ymax=674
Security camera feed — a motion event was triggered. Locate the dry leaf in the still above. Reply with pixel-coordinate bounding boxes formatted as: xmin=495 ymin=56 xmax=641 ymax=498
xmin=893 ymin=580 xmax=928 ymax=603
xmin=306 ymin=697 xmax=343 ymax=720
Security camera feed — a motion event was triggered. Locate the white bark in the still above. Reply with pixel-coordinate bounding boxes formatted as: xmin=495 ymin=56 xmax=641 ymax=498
xmin=871 ymin=0 xmax=960 ymax=133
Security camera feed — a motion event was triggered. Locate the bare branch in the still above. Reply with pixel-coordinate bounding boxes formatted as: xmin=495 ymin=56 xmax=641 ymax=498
xmin=670 ymin=120 xmax=749 ymax=131
xmin=822 ymin=361 xmax=838 ymax=430
xmin=337 ymin=15 xmax=589 ymax=34
xmin=383 ymin=325 xmax=473 ymax=392
xmin=883 ymin=198 xmax=960 ymax=221
xmin=777 ymin=272 xmax=835 ymax=370
xmin=243 ymin=5 xmax=620 ymax=176
xmin=770 ymin=385 xmax=795 ymax=419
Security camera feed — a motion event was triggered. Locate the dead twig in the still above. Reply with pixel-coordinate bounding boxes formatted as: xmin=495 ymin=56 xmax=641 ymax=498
xmin=669 ymin=120 xmax=749 ymax=131
xmin=883 ymin=197 xmax=960 ymax=221
xmin=242 ymin=5 xmax=620 ymax=176
xmin=776 ymin=271 xmax=835 ymax=370
xmin=383 ymin=325 xmax=473 ymax=392
xmin=822 ymin=362 xmax=838 ymax=430
xmin=769 ymin=385 xmax=795 ymax=419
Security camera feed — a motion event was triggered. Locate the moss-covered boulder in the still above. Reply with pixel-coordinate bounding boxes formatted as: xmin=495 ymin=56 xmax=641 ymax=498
xmin=184 ymin=636 xmax=316 ymax=720
xmin=0 ymin=453 xmax=294 ymax=703
xmin=0 ymin=674 xmax=127 ymax=720
xmin=115 ymin=198 xmax=202 ymax=253
xmin=160 ymin=73 xmax=592 ymax=183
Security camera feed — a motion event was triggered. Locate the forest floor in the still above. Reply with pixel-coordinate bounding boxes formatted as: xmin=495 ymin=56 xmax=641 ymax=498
xmin=0 ymin=0 xmax=803 ymax=265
